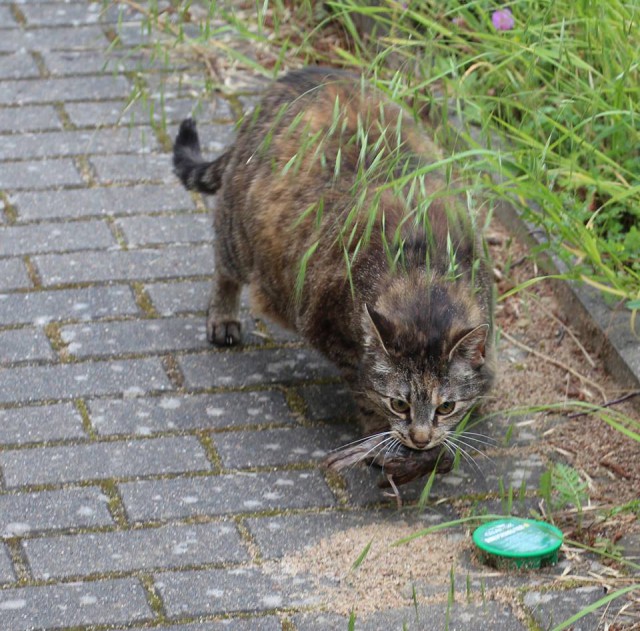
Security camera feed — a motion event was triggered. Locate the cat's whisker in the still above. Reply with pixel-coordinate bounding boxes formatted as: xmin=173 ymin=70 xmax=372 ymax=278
xmin=449 ymin=436 xmax=495 ymax=466
xmin=328 ymin=431 xmax=393 ymax=453
xmin=458 ymin=430 xmax=497 ymax=442
xmin=444 ymin=438 xmax=484 ymax=478
xmin=455 ymin=433 xmax=498 ymax=448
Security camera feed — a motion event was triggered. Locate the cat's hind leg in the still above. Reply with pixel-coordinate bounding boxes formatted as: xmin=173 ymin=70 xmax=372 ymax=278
xmin=207 ymin=271 xmax=242 ymax=346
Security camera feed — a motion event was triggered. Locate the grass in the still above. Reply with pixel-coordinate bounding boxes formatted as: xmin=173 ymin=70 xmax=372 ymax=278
xmin=116 ymin=0 xmax=639 ymax=311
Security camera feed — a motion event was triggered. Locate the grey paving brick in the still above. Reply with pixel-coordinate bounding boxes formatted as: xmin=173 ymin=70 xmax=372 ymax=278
xmin=91 ymin=153 xmax=174 ymax=184
xmin=247 ymin=510 xmax=416 ymax=560
xmin=0 ymin=436 xmax=210 ymax=487
xmin=111 ymin=620 xmax=282 ymax=631
xmin=17 ymin=25 xmax=108 ymax=52
xmin=66 ymin=96 xmax=233 ymax=128
xmin=0 ymin=6 xmax=15 ymax=25
xmin=89 ymin=390 xmax=295 ymax=436
xmin=0 ymin=487 xmax=114 ymax=537
xmin=11 ymin=184 xmax=191 ymax=221
xmin=0 ymin=75 xmax=130 ymax=106
xmin=116 ymin=213 xmax=213 ymax=246
xmin=0 ymin=357 xmax=172 ymax=404
xmin=119 ymin=470 xmax=336 ymax=522
xmin=20 ymin=2 xmax=103 ymax=26
xmin=25 ymin=522 xmax=248 ymax=579
xmin=0 ymin=219 xmax=115 ymax=255
xmin=0 ymin=258 xmax=31 ymax=290
xmin=59 ymin=314 xmax=264 ymax=358
xmin=155 ymin=567 xmax=318 ymax=618
xmin=0 ymin=578 xmax=152 ymax=629
xmin=144 ymin=280 xmax=214 ymax=315
xmin=215 ymin=425 xmax=357 ymax=469
xmin=43 ymin=49 xmax=155 ymax=76
xmin=34 ymin=245 xmax=212 ymax=285
xmin=0 ymin=544 xmax=15 ymax=584
xmin=298 ymin=383 xmax=358 ymax=421
xmin=179 ymin=347 xmax=340 ymax=389
xmin=0 ymin=158 xmax=84 ymax=190
xmin=59 ymin=315 xmax=206 ymax=357
xmin=0 ymin=402 xmax=86 ymax=444
xmin=0 ymin=127 xmax=158 ymax=160
xmin=0 ymin=52 xmax=38 ymax=79
xmin=0 ymin=327 xmax=55 ymax=363
xmin=0 ymin=104 xmax=61 ymax=133
xmin=0 ymin=285 xmax=139 ymax=326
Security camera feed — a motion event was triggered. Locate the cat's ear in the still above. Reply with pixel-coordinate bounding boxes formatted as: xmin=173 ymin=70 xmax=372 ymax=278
xmin=448 ymin=324 xmax=489 ymax=368
xmin=363 ymin=304 xmax=394 ymax=355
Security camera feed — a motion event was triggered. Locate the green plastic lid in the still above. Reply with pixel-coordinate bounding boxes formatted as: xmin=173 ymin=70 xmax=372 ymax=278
xmin=473 ymin=518 xmax=563 ymax=570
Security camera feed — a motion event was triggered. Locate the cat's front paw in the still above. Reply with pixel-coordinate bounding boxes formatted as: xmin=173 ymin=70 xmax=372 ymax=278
xmin=207 ymin=318 xmax=242 ymax=346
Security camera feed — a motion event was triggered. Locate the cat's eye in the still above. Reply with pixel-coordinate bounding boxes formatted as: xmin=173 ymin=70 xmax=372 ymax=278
xmin=389 ymin=398 xmax=410 ymax=415
xmin=435 ymin=401 xmax=456 ymax=416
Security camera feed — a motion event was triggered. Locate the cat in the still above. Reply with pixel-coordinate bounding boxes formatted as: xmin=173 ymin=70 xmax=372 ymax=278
xmin=173 ymin=66 xmax=495 ymax=485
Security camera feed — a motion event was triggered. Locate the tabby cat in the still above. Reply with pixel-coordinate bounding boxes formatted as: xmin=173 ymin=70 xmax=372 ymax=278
xmin=173 ymin=67 xmax=495 ymax=484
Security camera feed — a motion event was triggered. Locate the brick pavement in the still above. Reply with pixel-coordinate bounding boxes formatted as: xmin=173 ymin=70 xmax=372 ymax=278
xmin=0 ymin=2 xmax=636 ymax=630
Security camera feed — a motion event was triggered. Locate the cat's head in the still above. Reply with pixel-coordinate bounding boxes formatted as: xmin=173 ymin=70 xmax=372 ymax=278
xmin=359 ymin=275 xmax=494 ymax=451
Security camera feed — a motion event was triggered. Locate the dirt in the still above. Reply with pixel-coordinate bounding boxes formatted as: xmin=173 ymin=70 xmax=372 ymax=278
xmin=275 ymin=522 xmax=470 ymax=616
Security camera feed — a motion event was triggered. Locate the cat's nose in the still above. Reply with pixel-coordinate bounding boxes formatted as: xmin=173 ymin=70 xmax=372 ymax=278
xmin=409 ymin=427 xmax=432 ymax=449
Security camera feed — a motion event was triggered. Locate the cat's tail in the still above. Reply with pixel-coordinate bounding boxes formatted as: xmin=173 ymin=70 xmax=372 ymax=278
xmin=173 ymin=118 xmax=229 ymax=194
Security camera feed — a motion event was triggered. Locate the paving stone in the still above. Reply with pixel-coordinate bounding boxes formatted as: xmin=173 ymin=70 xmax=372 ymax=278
xmin=0 ymin=578 xmax=152 ymax=629
xmin=20 ymin=2 xmax=104 ymax=26
xmin=91 ymin=153 xmax=173 ymax=184
xmin=111 ymin=620 xmax=282 ymax=631
xmin=155 ymin=567 xmax=318 ymax=618
xmin=0 ymin=158 xmax=84 ymax=190
xmin=144 ymin=280 xmax=216 ymax=315
xmin=294 ymin=602 xmax=526 ymax=631
xmin=0 ymin=30 xmax=26 ymax=54
xmin=0 ymin=487 xmax=114 ymax=537
xmin=0 ymin=219 xmax=115 ymax=255
xmin=0 ymin=402 xmax=86 ymax=444
xmin=60 ymin=315 xmax=265 ymax=358
xmin=33 ymin=244 xmax=211 ymax=285
xmin=0 ymin=75 xmax=130 ymax=106
xmin=0 ymin=357 xmax=172 ymax=404
xmin=0 ymin=327 xmax=55 ymax=363
xmin=0 ymin=544 xmax=15 ymax=584
xmin=119 ymin=470 xmax=336 ymax=522
xmin=25 ymin=522 xmax=249 ymax=579
xmin=0 ymin=104 xmax=61 ymax=132
xmin=523 ymin=585 xmax=633 ymax=630
xmin=0 ymin=436 xmax=210 ymax=487
xmin=11 ymin=184 xmax=192 ymax=221
xmin=12 ymin=25 xmax=109 ymax=52
xmin=0 ymin=258 xmax=31 ymax=290
xmin=298 ymin=383 xmax=358 ymax=421
xmin=0 ymin=285 xmax=139 ymax=326
xmin=88 ymin=390 xmax=295 ymax=436
xmin=179 ymin=347 xmax=340 ymax=389
xmin=43 ymin=49 xmax=155 ymax=76
xmin=246 ymin=510 xmax=424 ymax=560
xmin=66 ymin=96 xmax=234 ymax=128
xmin=0 ymin=6 xmax=15 ymax=25
xmin=116 ymin=213 xmax=213 ymax=246
xmin=0 ymin=128 xmax=158 ymax=160
xmin=0 ymin=52 xmax=39 ymax=79
xmin=214 ymin=425 xmax=357 ymax=469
